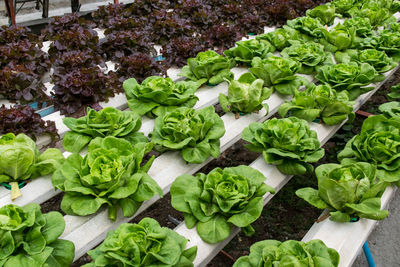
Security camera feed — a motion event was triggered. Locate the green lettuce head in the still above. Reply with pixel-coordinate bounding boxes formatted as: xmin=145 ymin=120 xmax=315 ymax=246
xmin=332 ymin=0 xmax=358 ymax=15
xmin=250 ymin=56 xmax=308 ymax=95
xmin=388 ymin=21 xmax=400 ymax=32
xmin=343 ymin=17 xmax=373 ymax=38
xmin=256 ymin=26 xmax=307 ymax=51
xmin=316 ymin=62 xmax=378 ymax=100
xmin=296 ymin=162 xmax=389 ymax=222
xmin=361 ymin=30 xmax=400 ymax=61
xmin=320 ymin=23 xmax=357 ymax=52
xmin=83 ymin=218 xmax=197 ymax=267
xmin=150 ymin=106 xmax=225 ymax=164
xmin=233 ymin=239 xmax=339 ymax=267
xmin=280 ymin=41 xmax=334 ymax=74
xmin=52 ymin=137 xmax=162 ymax=221
xmin=348 ymin=2 xmax=394 ymax=27
xmin=224 ymin=39 xmax=275 ymax=64
xmin=286 ymin=16 xmax=325 ymax=38
xmin=388 ymin=83 xmax=400 ymax=100
xmin=335 ymin=49 xmax=396 ymax=77
xmin=0 ymin=133 xmax=64 ymax=200
xmin=179 ymin=50 xmax=235 ymax=85
xmin=306 ymin=3 xmax=337 ymax=25
xmin=171 ymin=165 xmax=275 ymax=243
xmin=219 ymin=72 xmax=272 ymax=115
xmin=242 ymin=117 xmax=324 ymax=175
xmin=123 ymin=76 xmax=203 ymax=118
xmin=62 ymin=107 xmax=148 ymax=153
xmin=0 ymin=203 xmax=74 ymax=267
xmin=338 ymin=115 xmax=400 ymax=186
xmin=278 ymin=84 xmax=355 ymax=125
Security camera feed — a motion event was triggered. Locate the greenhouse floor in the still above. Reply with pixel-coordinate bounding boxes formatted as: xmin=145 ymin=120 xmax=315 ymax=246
xmin=353 ymin=190 xmax=400 ymax=266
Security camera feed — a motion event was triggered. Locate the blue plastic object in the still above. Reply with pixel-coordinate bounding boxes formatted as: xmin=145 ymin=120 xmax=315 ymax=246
xmin=363 ymin=242 xmax=375 ymax=267
xmin=28 ymin=100 xmax=55 ymax=117
xmin=29 ymin=102 xmax=39 ymax=109
xmin=154 ymin=55 xmax=166 ymax=61
xmin=37 ymin=106 xmax=55 ymax=117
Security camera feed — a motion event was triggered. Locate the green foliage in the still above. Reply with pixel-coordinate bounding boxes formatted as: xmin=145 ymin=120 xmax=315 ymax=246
xmin=296 ymin=162 xmax=389 ymax=222
xmin=278 ymin=84 xmax=355 ymax=125
xmin=348 ymin=1 xmax=395 ymax=27
xmin=0 ymin=133 xmax=64 ymax=199
xmin=123 ymin=76 xmax=203 ymax=118
xmin=306 ymin=3 xmax=337 ymax=25
xmin=280 ymin=41 xmax=334 ymax=74
xmin=388 ymin=83 xmax=400 ymax=100
xmin=338 ymin=115 xmax=400 ymax=186
xmin=219 ymin=73 xmax=272 ymax=115
xmin=52 ymin=137 xmax=162 ymax=221
xmin=335 ymin=49 xmax=397 ymax=77
xmin=343 ymin=17 xmax=374 ymax=38
xmin=233 ymin=239 xmax=339 ymax=267
xmin=224 ymin=39 xmax=275 ymax=64
xmin=63 ymin=107 xmax=147 ymax=153
xmin=83 ymin=218 xmax=197 ymax=267
xmin=170 ymin=166 xmax=274 ymax=243
xmin=250 ymin=56 xmax=308 ymax=95
xmin=320 ymin=23 xmax=357 ymax=52
xmin=179 ymin=50 xmax=235 ymax=85
xmin=256 ymin=26 xmax=307 ymax=51
xmin=286 ymin=16 xmax=325 ymax=38
xmin=332 ymin=0 xmax=358 ymax=15
xmin=380 ymin=102 xmax=400 ymax=118
xmin=150 ymin=106 xmax=225 ymax=164
xmin=0 ymin=203 xmax=74 ymax=267
xmin=361 ymin=30 xmax=400 ymax=61
xmin=242 ymin=117 xmax=324 ymax=175
xmin=333 ymin=0 xmax=400 ymax=18
xmin=316 ymin=62 xmax=378 ymax=100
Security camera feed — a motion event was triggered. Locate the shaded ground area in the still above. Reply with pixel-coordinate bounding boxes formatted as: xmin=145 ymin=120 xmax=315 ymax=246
xmin=353 ymin=190 xmax=400 ymax=267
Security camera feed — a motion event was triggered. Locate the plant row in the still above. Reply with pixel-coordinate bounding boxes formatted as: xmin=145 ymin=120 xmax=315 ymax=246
xmin=0 ymin=0 xmax=329 ymax=119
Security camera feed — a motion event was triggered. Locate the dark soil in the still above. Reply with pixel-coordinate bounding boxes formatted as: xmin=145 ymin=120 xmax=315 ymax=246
xmin=199 ymin=140 xmax=260 ymax=174
xmin=40 ymin=192 xmax=64 ymax=214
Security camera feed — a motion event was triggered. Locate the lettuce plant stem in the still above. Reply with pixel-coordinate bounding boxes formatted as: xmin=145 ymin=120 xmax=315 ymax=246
xmin=10 ymin=182 xmax=21 ymax=201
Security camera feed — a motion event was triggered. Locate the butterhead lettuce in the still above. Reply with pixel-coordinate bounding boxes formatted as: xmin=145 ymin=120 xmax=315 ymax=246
xmin=52 ymin=137 xmax=162 ymax=221
xmin=150 ymin=106 xmax=225 ymax=164
xmin=338 ymin=115 xmax=400 ymax=186
xmin=233 ymin=239 xmax=339 ymax=267
xmin=296 ymin=162 xmax=389 ymax=222
xmin=83 ymin=218 xmax=197 ymax=266
xmin=242 ymin=117 xmax=324 ymax=175
xmin=278 ymin=84 xmax=355 ymax=125
xmin=0 ymin=203 xmax=74 ymax=267
xmin=123 ymin=76 xmax=203 ymax=118
xmin=0 ymin=133 xmax=64 ymax=200
xmin=62 ymin=107 xmax=148 ymax=153
xmin=219 ymin=72 xmax=272 ymax=115
xmin=171 ymin=166 xmax=275 ymax=243
xmin=250 ymin=56 xmax=308 ymax=95
xmin=179 ymin=50 xmax=235 ymax=85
